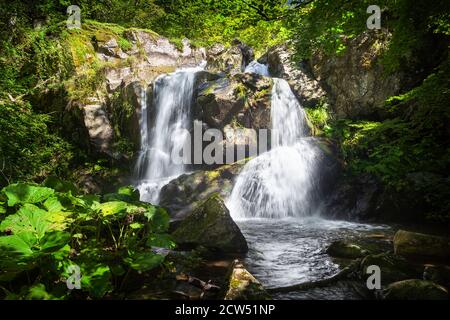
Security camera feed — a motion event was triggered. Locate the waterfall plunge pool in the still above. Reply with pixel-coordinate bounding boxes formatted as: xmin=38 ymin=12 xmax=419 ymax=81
xmin=235 ymin=217 xmax=392 ymax=300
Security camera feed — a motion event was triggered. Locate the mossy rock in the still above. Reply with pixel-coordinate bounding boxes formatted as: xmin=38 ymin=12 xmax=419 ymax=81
xmin=381 ymin=279 xmax=448 ymax=300
xmin=223 ymin=260 xmax=271 ymax=300
xmin=171 ymin=194 xmax=248 ymax=254
xmin=159 ymin=160 xmax=246 ymax=219
xmin=326 ymin=240 xmax=369 ymax=259
xmin=394 ymin=230 xmax=450 ymax=262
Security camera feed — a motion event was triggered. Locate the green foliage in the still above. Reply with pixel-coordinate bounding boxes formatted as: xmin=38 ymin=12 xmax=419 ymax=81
xmin=0 ymin=181 xmax=174 ymax=299
xmin=305 ymin=102 xmax=331 ymax=134
xmin=0 ymin=102 xmax=73 ymax=187
xmin=286 ymin=0 xmax=450 ymax=73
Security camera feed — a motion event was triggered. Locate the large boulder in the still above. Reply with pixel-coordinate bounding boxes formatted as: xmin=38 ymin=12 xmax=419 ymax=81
xmin=223 ymin=260 xmax=270 ymax=300
xmin=381 ymin=279 xmax=448 ymax=300
xmin=159 ymin=160 xmax=246 ymax=219
xmin=171 ymin=194 xmax=248 ymax=254
xmin=195 ymin=73 xmax=273 ymax=130
xmin=310 ymin=30 xmax=403 ymax=118
xmin=263 ymin=44 xmax=327 ymax=108
xmin=206 ymin=40 xmax=254 ymax=75
xmin=393 ymin=230 xmax=450 ymax=261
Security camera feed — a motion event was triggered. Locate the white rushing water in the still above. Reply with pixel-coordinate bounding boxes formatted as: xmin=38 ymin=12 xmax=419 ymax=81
xmin=227 ymin=72 xmax=322 ymax=218
xmin=135 ymin=64 xmax=204 ymax=203
xmin=244 ymin=60 xmax=270 ymax=76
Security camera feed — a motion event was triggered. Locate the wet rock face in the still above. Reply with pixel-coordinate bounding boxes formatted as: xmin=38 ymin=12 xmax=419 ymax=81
xmin=381 ymin=279 xmax=448 ymax=300
xmin=171 ymin=194 xmax=248 ymax=254
xmin=82 ymin=101 xmax=114 ymax=156
xmin=393 ymin=230 xmax=450 ymax=262
xmin=264 ymin=44 xmax=327 ymax=108
xmin=223 ymin=260 xmax=271 ymax=300
xmin=195 ymin=73 xmax=272 ymax=131
xmin=310 ymin=30 xmax=403 ymax=118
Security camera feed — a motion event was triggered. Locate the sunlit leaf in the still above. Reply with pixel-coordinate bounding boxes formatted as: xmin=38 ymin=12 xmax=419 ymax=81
xmin=2 ymin=183 xmax=54 ymax=206
xmin=94 ymin=201 xmax=128 ymax=216
xmin=117 ymin=186 xmax=140 ymax=201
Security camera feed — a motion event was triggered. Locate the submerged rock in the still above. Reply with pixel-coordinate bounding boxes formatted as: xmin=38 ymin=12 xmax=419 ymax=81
xmin=381 ymin=279 xmax=448 ymax=300
xmin=171 ymin=194 xmax=248 ymax=254
xmin=326 ymin=240 xmax=369 ymax=259
xmin=393 ymin=230 xmax=450 ymax=261
xmin=223 ymin=260 xmax=270 ymax=300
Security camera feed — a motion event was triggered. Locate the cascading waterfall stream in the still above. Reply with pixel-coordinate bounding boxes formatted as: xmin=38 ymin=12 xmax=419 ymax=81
xmin=228 ymin=62 xmax=389 ymax=299
xmin=135 ymin=64 xmax=204 ymax=203
xmin=227 ymin=65 xmax=322 ymax=218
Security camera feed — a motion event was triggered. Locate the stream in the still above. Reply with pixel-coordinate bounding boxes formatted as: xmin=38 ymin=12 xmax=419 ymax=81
xmin=236 ymin=217 xmax=391 ymax=299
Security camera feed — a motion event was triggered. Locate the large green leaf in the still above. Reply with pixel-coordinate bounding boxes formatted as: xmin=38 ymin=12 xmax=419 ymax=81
xmin=94 ymin=201 xmax=129 ymax=217
xmin=144 ymin=206 xmax=170 ymax=233
xmin=39 ymin=231 xmax=70 ymax=253
xmin=117 ymin=186 xmax=140 ymax=201
xmin=2 ymin=183 xmax=54 ymax=207
xmin=0 ymin=204 xmax=50 ymax=238
xmin=0 ymin=204 xmax=70 ymax=238
xmin=124 ymin=252 xmax=165 ymax=272
xmin=43 ymin=196 xmax=65 ymax=213
xmin=0 ymin=232 xmax=37 ymax=281
xmin=79 ymin=263 xmax=112 ymax=298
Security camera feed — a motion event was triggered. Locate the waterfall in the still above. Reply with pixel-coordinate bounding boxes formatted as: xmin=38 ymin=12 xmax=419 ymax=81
xmin=135 ymin=64 xmax=204 ymax=203
xmin=245 ymin=61 xmax=269 ymax=76
xmin=227 ymin=77 xmax=322 ymax=218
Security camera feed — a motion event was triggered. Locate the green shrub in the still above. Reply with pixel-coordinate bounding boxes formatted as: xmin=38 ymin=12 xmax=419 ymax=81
xmin=0 ymin=181 xmax=174 ymax=299
xmin=0 ymin=102 xmax=73 ymax=187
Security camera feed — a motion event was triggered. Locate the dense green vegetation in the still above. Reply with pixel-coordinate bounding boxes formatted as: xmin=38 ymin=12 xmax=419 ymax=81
xmin=0 ymin=180 xmax=173 ymax=299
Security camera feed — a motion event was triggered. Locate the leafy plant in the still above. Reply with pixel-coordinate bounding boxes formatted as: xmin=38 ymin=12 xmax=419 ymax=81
xmin=0 ymin=180 xmax=174 ymax=299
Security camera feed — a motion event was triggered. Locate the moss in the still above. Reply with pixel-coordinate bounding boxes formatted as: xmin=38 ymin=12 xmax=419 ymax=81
xmin=117 ymin=38 xmax=132 ymax=52
xmin=305 ymin=102 xmax=331 ymax=135
xmin=233 ymin=83 xmax=248 ymax=98
xmin=207 ymin=171 xmax=220 ymax=180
